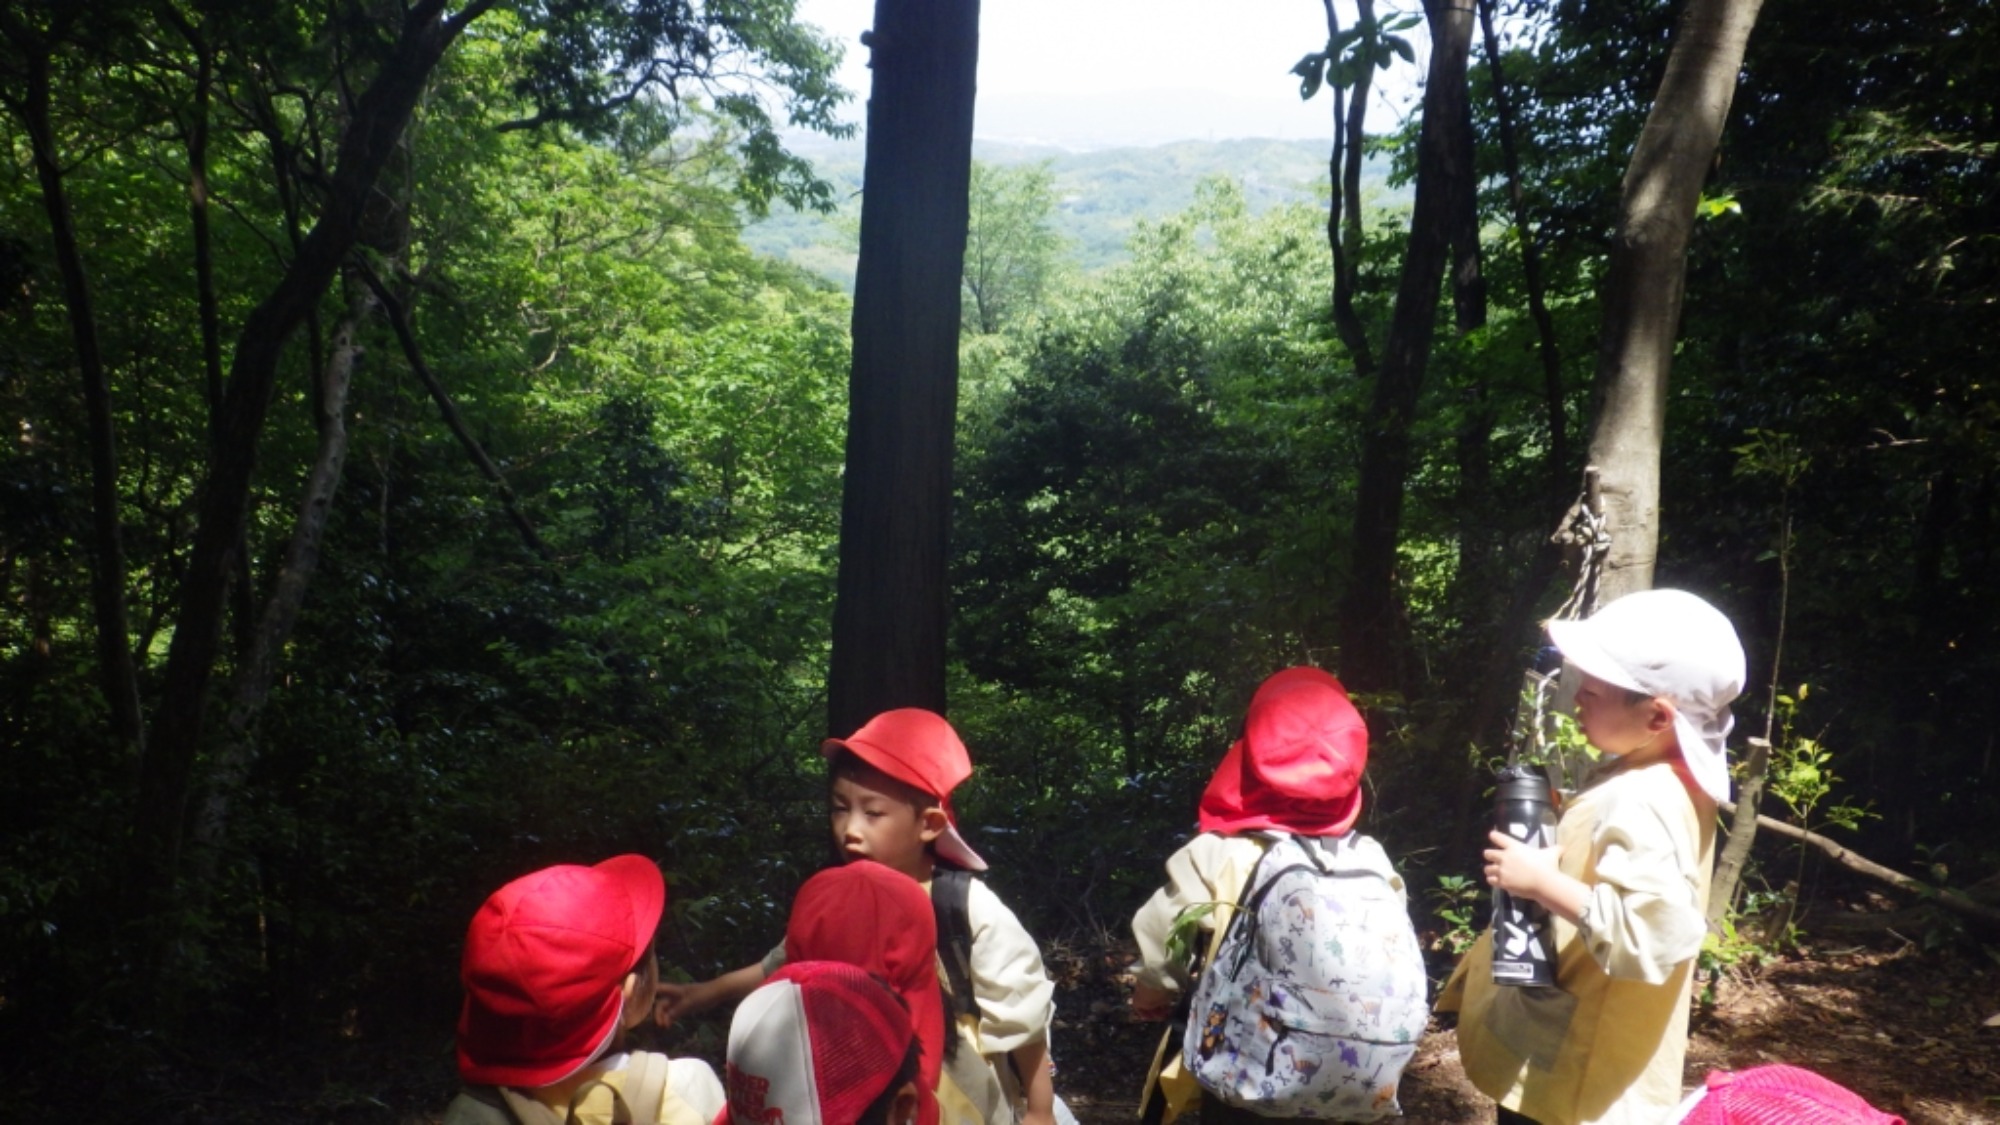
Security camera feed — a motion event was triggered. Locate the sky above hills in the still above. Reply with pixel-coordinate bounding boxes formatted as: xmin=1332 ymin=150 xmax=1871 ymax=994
xmin=792 ymin=0 xmax=1426 ymax=149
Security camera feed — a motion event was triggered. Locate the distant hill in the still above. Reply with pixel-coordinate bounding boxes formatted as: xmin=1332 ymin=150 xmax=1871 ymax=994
xmin=744 ymin=136 xmax=1392 ymax=289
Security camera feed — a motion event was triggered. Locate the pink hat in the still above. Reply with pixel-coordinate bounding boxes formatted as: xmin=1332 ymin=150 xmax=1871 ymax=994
xmin=725 ymin=962 xmax=918 ymax=1125
xmin=1675 ymin=1065 xmax=1904 ymax=1125
xmin=456 ymin=855 xmax=665 ymax=1087
xmin=784 ymin=862 xmax=942 ymax=1125
xmin=1198 ymin=667 xmax=1368 ymax=837
xmin=823 ymin=708 xmax=987 ymax=871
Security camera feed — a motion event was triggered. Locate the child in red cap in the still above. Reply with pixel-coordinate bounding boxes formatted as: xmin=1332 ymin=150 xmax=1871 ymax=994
xmin=782 ymin=862 xmax=948 ymax=1125
xmin=659 ymin=709 xmax=1060 ymax=1125
xmin=724 ymin=962 xmax=925 ymax=1125
xmin=1128 ymin=666 xmax=1423 ymax=1123
xmin=442 ymin=855 xmax=723 ymax=1125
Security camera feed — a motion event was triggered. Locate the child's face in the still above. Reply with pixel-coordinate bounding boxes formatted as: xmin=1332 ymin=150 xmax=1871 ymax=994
xmin=829 ymin=765 xmax=943 ymax=880
xmin=1572 ymin=672 xmax=1674 ymax=761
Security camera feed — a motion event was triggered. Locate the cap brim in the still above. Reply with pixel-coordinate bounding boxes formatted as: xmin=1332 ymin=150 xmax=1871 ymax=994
xmin=1548 ymin=617 xmax=1648 ymax=694
xmin=594 ymin=853 xmax=667 ymax=956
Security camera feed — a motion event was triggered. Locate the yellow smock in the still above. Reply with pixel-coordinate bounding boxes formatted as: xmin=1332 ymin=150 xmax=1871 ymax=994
xmin=1437 ymin=759 xmax=1715 ymax=1125
xmin=1127 ymin=833 xmax=1267 ymax=1124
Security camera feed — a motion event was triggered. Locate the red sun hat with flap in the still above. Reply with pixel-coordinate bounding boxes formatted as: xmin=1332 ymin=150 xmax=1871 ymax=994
xmin=724 ymin=961 xmax=918 ymax=1125
xmin=822 ymin=708 xmax=987 ymax=871
xmin=1198 ymin=667 xmax=1368 ymax=837
xmin=783 ymin=861 xmax=943 ymax=1125
xmin=456 ymin=855 xmax=666 ymax=1088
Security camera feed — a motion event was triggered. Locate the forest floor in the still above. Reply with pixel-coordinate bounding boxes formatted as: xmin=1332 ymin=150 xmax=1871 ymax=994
xmin=17 ymin=904 xmax=2000 ymax=1123
xmin=1044 ymin=917 xmax=2000 ymax=1125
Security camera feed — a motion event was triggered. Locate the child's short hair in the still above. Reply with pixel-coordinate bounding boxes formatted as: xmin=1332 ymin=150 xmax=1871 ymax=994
xmin=829 ymin=749 xmax=939 ymax=812
xmin=456 ymin=855 xmax=665 ymax=1087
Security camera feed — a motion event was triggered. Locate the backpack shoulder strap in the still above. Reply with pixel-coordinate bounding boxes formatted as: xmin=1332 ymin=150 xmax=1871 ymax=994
xmin=623 ymin=1052 xmax=672 ymax=1125
xmin=932 ymin=865 xmax=978 ymax=1023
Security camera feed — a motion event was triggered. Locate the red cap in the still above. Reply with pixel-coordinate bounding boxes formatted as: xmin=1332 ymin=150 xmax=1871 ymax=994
xmin=456 ymin=855 xmax=665 ymax=1087
xmin=783 ymin=862 xmax=943 ymax=1125
xmin=726 ymin=962 xmax=917 ymax=1125
xmin=1680 ymin=1065 xmax=1903 ymax=1125
xmin=1198 ymin=667 xmax=1367 ymax=837
xmin=823 ymin=708 xmax=987 ymax=871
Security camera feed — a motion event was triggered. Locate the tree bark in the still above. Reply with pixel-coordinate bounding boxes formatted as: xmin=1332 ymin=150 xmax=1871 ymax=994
xmin=16 ymin=48 xmax=147 ymax=756
xmin=1586 ymin=0 xmax=1764 ymax=603
xmin=134 ymin=0 xmax=488 ymax=911
xmin=191 ymin=284 xmax=375 ymax=874
xmin=826 ymin=0 xmax=979 ymax=737
xmin=1337 ymin=0 xmax=1476 ymax=692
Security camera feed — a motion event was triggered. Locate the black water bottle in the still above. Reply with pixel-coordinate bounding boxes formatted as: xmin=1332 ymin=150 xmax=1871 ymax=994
xmin=1490 ymin=764 xmax=1559 ymax=987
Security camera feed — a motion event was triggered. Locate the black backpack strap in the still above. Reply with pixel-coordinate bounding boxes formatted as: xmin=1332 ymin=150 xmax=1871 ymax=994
xmin=932 ymin=865 xmax=978 ymax=1060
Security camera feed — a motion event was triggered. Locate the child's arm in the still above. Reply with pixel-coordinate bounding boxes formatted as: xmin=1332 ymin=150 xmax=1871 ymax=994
xmin=1009 ymin=1039 xmax=1056 ymax=1125
xmin=1486 ymin=779 xmax=1707 ymax=983
xmin=654 ymin=960 xmax=768 ymax=1026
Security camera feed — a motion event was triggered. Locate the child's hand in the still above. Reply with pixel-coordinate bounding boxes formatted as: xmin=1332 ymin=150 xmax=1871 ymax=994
xmin=653 ymin=979 xmax=714 ymax=1027
xmin=1130 ymin=980 xmax=1173 ymax=1021
xmin=1484 ymin=830 xmax=1562 ymax=905
xmin=1019 ymin=1108 xmax=1058 ymax=1125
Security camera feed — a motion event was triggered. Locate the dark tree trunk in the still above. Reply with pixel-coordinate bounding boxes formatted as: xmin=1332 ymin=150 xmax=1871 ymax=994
xmin=1587 ymin=0 xmax=1764 ymax=603
xmin=1337 ymin=0 xmax=1477 ymax=692
xmin=1323 ymin=0 xmax=1378 ymax=377
xmin=826 ymin=0 xmax=979 ymax=737
xmin=17 ymin=50 xmax=146 ymax=756
xmin=134 ymin=0 xmax=486 ymax=914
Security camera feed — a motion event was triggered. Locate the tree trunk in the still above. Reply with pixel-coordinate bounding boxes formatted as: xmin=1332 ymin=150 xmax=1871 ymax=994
xmin=1337 ymin=0 xmax=1476 ymax=691
xmin=18 ymin=50 xmax=146 ymax=756
xmin=1586 ymin=0 xmax=1764 ymax=603
xmin=191 ymin=284 xmax=375 ymax=875
xmin=1323 ymin=0 xmax=1377 ymax=378
xmin=826 ymin=0 xmax=979 ymax=737
xmin=134 ymin=0 xmax=484 ymax=914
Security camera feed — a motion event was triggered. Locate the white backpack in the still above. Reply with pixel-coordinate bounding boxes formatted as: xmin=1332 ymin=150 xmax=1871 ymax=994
xmin=1180 ymin=833 xmax=1428 ymax=1121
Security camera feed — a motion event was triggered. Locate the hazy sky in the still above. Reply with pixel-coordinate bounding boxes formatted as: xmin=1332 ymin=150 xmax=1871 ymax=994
xmin=792 ymin=0 xmax=1426 ymax=147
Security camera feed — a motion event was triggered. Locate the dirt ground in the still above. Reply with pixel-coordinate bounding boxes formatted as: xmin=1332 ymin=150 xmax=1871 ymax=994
xmin=1042 ymin=926 xmax=2000 ymax=1125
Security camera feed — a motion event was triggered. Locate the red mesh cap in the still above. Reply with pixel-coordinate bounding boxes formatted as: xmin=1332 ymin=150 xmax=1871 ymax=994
xmin=456 ymin=855 xmax=665 ymax=1087
xmin=1199 ymin=667 xmax=1368 ymax=837
xmin=726 ymin=962 xmax=916 ymax=1125
xmin=823 ymin=708 xmax=986 ymax=871
xmin=784 ymin=862 xmax=942 ymax=1125
xmin=1680 ymin=1065 xmax=1904 ymax=1125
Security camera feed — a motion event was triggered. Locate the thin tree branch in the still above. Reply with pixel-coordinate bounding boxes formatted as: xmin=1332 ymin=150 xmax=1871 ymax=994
xmin=354 ymin=259 xmax=554 ymax=561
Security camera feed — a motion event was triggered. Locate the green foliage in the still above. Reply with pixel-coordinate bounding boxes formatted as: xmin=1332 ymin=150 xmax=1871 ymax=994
xmin=1165 ymin=901 xmax=1223 ymax=967
xmin=1428 ymin=874 xmax=1483 ymax=956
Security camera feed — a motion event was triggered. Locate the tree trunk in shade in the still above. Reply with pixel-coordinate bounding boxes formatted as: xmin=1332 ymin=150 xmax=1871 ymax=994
xmin=1586 ymin=0 xmax=1764 ymax=603
xmin=827 ymin=0 xmax=979 ymax=737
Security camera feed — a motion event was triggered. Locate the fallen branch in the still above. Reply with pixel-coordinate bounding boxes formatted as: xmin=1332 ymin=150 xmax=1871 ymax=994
xmin=1721 ymin=801 xmax=2000 ymax=930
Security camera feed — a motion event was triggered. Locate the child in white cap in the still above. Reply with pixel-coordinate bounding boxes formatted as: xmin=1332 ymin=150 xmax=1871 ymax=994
xmin=1437 ymin=588 xmax=1746 ymax=1125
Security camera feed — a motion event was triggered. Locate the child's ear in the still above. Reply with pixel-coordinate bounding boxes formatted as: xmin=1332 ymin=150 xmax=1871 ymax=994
xmin=888 ymin=1080 xmax=920 ymax=1125
xmin=919 ymin=805 xmax=949 ymax=844
xmin=1648 ymin=698 xmax=1677 ymax=735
